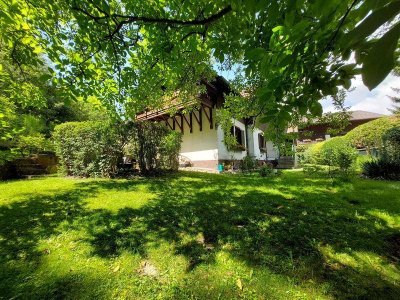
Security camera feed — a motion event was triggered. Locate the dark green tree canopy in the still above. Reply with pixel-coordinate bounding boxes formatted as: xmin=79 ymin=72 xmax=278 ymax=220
xmin=1 ymin=0 xmax=399 ymax=123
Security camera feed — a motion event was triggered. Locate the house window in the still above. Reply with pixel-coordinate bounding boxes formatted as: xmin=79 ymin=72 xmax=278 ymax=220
xmin=230 ymin=126 xmax=245 ymax=147
xmin=258 ymin=133 xmax=266 ymax=149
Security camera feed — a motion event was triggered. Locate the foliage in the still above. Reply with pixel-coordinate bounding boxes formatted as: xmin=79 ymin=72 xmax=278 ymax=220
xmin=239 ymin=155 xmax=257 ymax=173
xmin=0 ymin=48 xmax=108 ymax=167
xmin=388 ymin=87 xmax=400 ymax=114
xmin=362 ymin=158 xmax=400 ymax=180
xmin=131 ymin=121 xmax=182 ymax=175
xmin=1 ymin=1 xmax=399 ymax=128
xmin=302 ymin=163 xmax=328 ymax=175
xmin=158 ymin=130 xmax=182 ymax=172
xmin=295 ymin=144 xmax=311 ymax=164
xmin=298 ymin=88 xmax=352 ymax=138
xmin=344 ymin=116 xmax=400 ymax=150
xmin=302 ymin=142 xmax=325 ymax=165
xmin=259 ymin=163 xmax=273 ymax=177
xmin=320 ymin=137 xmax=358 ymax=171
xmin=16 ymin=134 xmax=52 ymax=156
xmin=53 ymin=121 xmax=123 ymax=177
xmin=363 ymin=126 xmax=400 ymax=180
xmin=383 ymin=126 xmax=400 ymax=146
xmin=302 ymin=137 xmax=357 ymax=172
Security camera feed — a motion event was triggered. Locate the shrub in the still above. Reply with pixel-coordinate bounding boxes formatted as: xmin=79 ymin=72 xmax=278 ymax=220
xmin=363 ymin=159 xmax=400 ymax=181
xmin=302 ymin=164 xmax=327 ymax=174
xmin=320 ymin=137 xmax=357 ymax=171
xmin=53 ymin=121 xmax=122 ymax=177
xmin=383 ymin=127 xmax=400 ymax=161
xmin=302 ymin=141 xmax=325 ymax=165
xmin=363 ymin=126 xmax=400 ymax=180
xmin=16 ymin=134 xmax=53 ymax=156
xmin=344 ymin=116 xmax=400 ymax=151
xmin=295 ymin=144 xmax=309 ymax=164
xmin=131 ymin=121 xmax=182 ymax=175
xmin=158 ymin=130 xmax=182 ymax=171
xmin=259 ymin=163 xmax=273 ymax=177
xmin=239 ymin=155 xmax=257 ymax=173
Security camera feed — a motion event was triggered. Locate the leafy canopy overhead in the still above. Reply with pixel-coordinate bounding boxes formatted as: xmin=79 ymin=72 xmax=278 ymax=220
xmin=1 ymin=0 xmax=399 ymax=123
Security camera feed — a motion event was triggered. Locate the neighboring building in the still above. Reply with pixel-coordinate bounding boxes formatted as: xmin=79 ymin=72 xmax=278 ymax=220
xmin=137 ymin=76 xmax=278 ymax=170
xmin=298 ymin=110 xmax=385 ymax=143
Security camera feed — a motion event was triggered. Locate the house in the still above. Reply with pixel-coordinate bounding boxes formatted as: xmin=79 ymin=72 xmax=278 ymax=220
xmin=137 ymin=76 xmax=278 ymax=170
xmin=298 ymin=110 xmax=386 ymax=143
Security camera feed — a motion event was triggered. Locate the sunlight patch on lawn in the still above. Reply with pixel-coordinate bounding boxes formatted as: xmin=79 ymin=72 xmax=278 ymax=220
xmin=367 ymin=209 xmax=400 ymax=228
xmin=84 ymin=186 xmax=155 ymax=212
xmin=319 ymin=244 xmax=400 ymax=287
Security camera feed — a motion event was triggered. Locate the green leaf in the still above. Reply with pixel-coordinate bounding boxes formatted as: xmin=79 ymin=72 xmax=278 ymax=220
xmin=272 ymin=25 xmax=284 ymax=33
xmin=39 ymin=74 xmax=52 ymax=82
xmin=246 ymin=47 xmax=267 ymax=60
xmin=343 ymin=79 xmax=351 ymax=90
xmin=309 ymin=102 xmax=323 ymax=116
xmin=341 ymin=1 xmax=400 ymax=48
xmin=362 ymin=22 xmax=400 ymax=90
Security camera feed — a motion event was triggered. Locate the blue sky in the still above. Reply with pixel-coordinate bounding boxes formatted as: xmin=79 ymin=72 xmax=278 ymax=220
xmin=321 ymin=74 xmax=399 ymax=115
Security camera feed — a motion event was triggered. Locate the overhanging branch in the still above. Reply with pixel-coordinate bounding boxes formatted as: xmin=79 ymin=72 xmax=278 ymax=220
xmin=71 ymin=5 xmax=232 ymax=39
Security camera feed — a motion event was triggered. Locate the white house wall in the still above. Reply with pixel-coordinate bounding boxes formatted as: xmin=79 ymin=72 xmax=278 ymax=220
xmin=217 ymin=119 xmax=247 ymax=160
xmin=169 ymin=109 xmax=278 ymax=169
xmin=178 ymin=108 xmax=219 ymax=168
xmin=248 ymin=127 xmax=267 ymax=160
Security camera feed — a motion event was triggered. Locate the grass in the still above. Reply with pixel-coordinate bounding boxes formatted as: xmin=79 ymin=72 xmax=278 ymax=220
xmin=0 ymin=171 xmax=400 ymax=299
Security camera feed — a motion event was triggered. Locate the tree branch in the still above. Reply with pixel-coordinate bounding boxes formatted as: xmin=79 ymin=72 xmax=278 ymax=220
xmin=72 ymin=5 xmax=232 ymax=39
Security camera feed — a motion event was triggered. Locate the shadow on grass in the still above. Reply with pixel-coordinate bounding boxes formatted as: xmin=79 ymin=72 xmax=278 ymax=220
xmin=1 ymin=172 xmax=399 ymax=298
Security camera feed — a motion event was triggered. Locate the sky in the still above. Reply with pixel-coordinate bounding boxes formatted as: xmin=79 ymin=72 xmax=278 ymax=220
xmin=320 ymin=74 xmax=399 ymax=115
xmin=218 ymin=64 xmax=399 ymax=116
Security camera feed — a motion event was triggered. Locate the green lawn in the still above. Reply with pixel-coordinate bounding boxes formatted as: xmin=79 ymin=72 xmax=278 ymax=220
xmin=1 ymin=171 xmax=400 ymax=299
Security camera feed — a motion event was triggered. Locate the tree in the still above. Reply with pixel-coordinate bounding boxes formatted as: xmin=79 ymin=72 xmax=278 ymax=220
xmin=1 ymin=0 xmax=399 ymax=128
xmin=388 ymin=60 xmax=400 ymax=114
xmin=0 ymin=47 xmax=107 ymax=163
xmin=388 ymin=87 xmax=400 ymax=114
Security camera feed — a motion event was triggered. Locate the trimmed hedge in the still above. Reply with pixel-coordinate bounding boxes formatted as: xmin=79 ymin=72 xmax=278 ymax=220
xmin=344 ymin=116 xmax=400 ymax=150
xmin=302 ymin=142 xmax=324 ymax=165
xmin=362 ymin=126 xmax=400 ymax=180
xmin=320 ymin=137 xmax=358 ymax=171
xmin=53 ymin=121 xmax=122 ymax=177
xmin=302 ymin=137 xmax=357 ymax=171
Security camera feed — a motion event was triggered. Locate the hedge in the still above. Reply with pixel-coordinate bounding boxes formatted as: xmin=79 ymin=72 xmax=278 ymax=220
xmin=344 ymin=116 xmax=400 ymax=150
xmin=362 ymin=126 xmax=400 ymax=180
xmin=53 ymin=121 xmax=182 ymax=177
xmin=302 ymin=137 xmax=357 ymax=171
xmin=53 ymin=121 xmax=122 ymax=177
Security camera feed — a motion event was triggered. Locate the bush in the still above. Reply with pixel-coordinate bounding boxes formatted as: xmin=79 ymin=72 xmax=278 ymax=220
xmin=344 ymin=116 xmax=400 ymax=151
xmin=295 ymin=144 xmax=309 ymax=164
xmin=383 ymin=127 xmax=400 ymax=161
xmin=131 ymin=121 xmax=182 ymax=175
xmin=363 ymin=126 xmax=400 ymax=180
xmin=259 ymin=163 xmax=273 ymax=177
xmin=53 ymin=121 xmax=122 ymax=177
xmin=363 ymin=159 xmax=400 ymax=181
xmin=320 ymin=137 xmax=357 ymax=171
xmin=16 ymin=134 xmax=53 ymax=156
xmin=302 ymin=142 xmax=325 ymax=165
xmin=239 ymin=155 xmax=257 ymax=173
